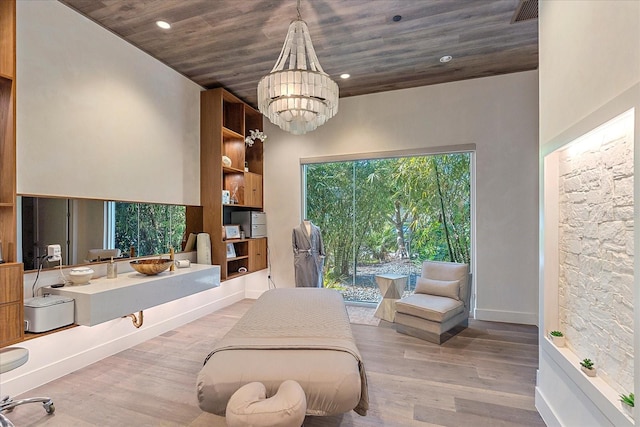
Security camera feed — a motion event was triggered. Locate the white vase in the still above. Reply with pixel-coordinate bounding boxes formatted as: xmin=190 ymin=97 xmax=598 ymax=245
xmin=581 ymin=366 xmax=596 ymax=377
xmin=549 ymin=334 xmax=565 ymax=347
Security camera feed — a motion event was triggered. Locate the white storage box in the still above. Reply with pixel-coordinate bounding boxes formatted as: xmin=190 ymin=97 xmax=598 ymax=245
xmin=231 ymin=211 xmax=267 ymax=238
xmin=24 ymin=295 xmax=75 ymax=333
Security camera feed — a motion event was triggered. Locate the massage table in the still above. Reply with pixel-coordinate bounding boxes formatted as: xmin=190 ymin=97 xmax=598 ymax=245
xmin=197 ymin=287 xmax=369 ymax=417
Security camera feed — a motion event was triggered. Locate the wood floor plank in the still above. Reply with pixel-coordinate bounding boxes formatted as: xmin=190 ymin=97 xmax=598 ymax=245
xmin=454 ymin=398 xmax=545 ymax=425
xmin=414 ymin=404 xmax=542 ymax=427
xmin=405 ymin=345 xmax=539 ymax=368
xmin=360 ymin=351 xmax=537 ymax=397
xmin=5 ymin=300 xmax=544 ymax=427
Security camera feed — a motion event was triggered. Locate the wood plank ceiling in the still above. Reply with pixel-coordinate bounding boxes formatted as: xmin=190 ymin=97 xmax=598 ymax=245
xmin=58 ymin=0 xmax=538 ymax=108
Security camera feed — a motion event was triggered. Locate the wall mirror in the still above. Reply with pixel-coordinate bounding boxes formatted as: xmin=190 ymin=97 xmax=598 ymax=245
xmin=18 ymin=196 xmax=198 ymax=271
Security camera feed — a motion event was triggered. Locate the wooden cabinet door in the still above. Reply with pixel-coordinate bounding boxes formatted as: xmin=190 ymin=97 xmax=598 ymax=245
xmin=248 ymin=238 xmax=267 ymax=272
xmin=0 ymin=262 xmax=24 ymax=346
xmin=244 ymin=172 xmax=263 ymax=208
xmin=0 ymin=263 xmax=22 ymax=304
xmin=0 ymin=303 xmax=23 ymax=346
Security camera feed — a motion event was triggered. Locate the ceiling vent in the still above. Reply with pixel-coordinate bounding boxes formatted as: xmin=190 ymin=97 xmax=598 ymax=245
xmin=511 ymin=0 xmax=538 ymax=23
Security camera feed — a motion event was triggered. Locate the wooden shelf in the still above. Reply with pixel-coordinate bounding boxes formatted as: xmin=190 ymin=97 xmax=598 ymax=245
xmin=226 ymin=255 xmax=249 ymax=261
xmin=223 ymin=166 xmax=245 ymax=174
xmin=196 ymin=88 xmax=267 ymax=281
xmin=23 ymin=324 xmax=79 ymax=341
xmin=227 ymin=271 xmax=250 ymax=280
xmin=222 ymin=127 xmax=243 ymax=140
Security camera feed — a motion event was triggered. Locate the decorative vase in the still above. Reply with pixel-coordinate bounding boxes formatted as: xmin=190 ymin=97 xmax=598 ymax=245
xmin=581 ymin=366 xmax=596 ymax=377
xmin=549 ymin=333 xmax=565 ymax=347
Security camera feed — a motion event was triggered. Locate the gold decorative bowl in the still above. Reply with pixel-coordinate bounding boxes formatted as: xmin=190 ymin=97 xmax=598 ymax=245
xmin=130 ymin=259 xmax=174 ymax=275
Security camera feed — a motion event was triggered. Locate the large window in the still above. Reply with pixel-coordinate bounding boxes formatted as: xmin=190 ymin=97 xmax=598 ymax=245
xmin=303 ymin=152 xmax=472 ymax=303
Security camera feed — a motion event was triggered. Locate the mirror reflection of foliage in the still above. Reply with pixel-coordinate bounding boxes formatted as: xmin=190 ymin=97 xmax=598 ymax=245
xmin=305 ymin=153 xmax=471 ymax=282
xmin=114 ymin=203 xmax=186 ymax=257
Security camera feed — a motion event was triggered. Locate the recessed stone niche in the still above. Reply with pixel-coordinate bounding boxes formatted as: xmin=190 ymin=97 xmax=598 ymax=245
xmin=544 ymin=109 xmax=634 ymax=395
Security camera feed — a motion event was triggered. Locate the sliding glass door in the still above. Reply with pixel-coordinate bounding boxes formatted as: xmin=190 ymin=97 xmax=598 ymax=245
xmin=303 ymin=152 xmax=472 ymax=304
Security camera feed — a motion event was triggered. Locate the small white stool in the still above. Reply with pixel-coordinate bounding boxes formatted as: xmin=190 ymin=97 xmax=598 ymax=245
xmin=0 ymin=347 xmax=55 ymax=427
xmin=374 ymin=274 xmax=408 ymax=322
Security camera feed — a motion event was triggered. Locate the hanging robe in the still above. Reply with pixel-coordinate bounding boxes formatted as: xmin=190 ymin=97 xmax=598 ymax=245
xmin=292 ymin=221 xmax=325 ymax=287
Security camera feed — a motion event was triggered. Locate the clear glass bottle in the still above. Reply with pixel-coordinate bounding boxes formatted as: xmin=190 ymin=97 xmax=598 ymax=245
xmin=107 ymin=257 xmax=117 ymax=279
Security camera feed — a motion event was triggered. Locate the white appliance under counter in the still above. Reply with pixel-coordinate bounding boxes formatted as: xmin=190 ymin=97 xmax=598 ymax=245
xmin=47 ymin=264 xmax=221 ymax=326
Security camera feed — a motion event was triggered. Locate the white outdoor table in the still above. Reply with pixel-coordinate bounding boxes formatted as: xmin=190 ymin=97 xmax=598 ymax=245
xmin=374 ymin=273 xmax=408 ymax=322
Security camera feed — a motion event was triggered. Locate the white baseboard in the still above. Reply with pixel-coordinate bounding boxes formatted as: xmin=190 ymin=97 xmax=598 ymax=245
xmin=535 ymin=386 xmax=561 ymax=427
xmin=245 ymin=289 xmax=266 ymax=299
xmin=473 ymin=308 xmax=538 ymax=325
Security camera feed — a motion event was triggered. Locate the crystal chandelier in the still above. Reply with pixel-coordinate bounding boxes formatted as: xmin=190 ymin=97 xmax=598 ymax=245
xmin=257 ymin=1 xmax=338 ymax=135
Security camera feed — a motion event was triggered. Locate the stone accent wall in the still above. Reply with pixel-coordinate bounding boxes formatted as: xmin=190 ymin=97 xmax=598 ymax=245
xmin=558 ymin=129 xmax=633 ymax=392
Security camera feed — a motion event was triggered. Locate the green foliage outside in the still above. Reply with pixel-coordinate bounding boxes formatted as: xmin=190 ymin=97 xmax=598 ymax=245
xmin=114 ymin=203 xmax=186 ymax=257
xmin=305 ymin=153 xmax=471 ymax=285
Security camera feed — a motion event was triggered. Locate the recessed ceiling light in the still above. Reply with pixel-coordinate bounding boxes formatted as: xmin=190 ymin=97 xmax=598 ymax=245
xmin=340 ymin=73 xmax=350 ymax=79
xmin=156 ymin=20 xmax=171 ymax=30
xmin=439 ymin=55 xmax=453 ymax=63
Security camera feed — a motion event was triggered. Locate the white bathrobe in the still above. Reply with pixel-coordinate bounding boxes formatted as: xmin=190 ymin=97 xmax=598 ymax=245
xmin=292 ymin=222 xmax=325 ymax=287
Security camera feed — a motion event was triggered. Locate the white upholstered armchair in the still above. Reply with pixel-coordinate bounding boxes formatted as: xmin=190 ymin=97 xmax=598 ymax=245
xmin=394 ymin=260 xmax=471 ymax=344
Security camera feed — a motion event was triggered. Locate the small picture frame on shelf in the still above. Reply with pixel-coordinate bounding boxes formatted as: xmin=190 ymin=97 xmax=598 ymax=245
xmin=224 ymin=225 xmax=241 ymax=240
xmin=226 ymin=243 xmax=236 ymax=259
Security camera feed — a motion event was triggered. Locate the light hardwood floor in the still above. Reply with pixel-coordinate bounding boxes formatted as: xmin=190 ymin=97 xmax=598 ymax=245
xmin=5 ymin=300 xmax=545 ymax=426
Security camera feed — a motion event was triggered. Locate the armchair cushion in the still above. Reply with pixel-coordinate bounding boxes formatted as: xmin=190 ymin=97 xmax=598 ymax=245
xmin=421 ymin=260 xmax=470 ymax=309
xmin=395 ymin=294 xmax=464 ymax=323
xmin=415 ymin=277 xmax=460 ymax=300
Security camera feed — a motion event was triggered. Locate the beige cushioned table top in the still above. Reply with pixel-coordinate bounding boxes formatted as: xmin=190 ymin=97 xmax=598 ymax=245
xmin=197 ymin=288 xmax=368 ymax=417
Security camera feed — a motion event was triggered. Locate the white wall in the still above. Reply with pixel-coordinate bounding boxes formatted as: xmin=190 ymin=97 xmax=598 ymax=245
xmin=16 ymin=0 xmax=202 ymax=205
xmin=539 ymin=1 xmax=640 ymax=145
xmin=4 ymin=1 xmax=275 ymax=398
xmin=537 ymin=1 xmax=640 ymax=425
xmin=263 ymin=70 xmax=539 ymax=325
xmin=557 ymin=124 xmax=634 ymax=393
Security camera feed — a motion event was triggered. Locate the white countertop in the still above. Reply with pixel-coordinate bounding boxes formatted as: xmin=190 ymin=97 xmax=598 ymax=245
xmin=47 ymin=263 xmax=220 ymax=326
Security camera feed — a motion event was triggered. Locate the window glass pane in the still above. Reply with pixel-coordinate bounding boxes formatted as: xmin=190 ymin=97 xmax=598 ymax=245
xmin=305 ymin=161 xmax=355 ymax=287
xmin=304 ymin=153 xmax=471 ymax=304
